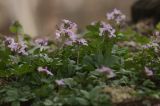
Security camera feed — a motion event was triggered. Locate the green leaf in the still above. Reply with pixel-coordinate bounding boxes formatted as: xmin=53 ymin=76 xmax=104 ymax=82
xmin=9 ymin=21 xmax=24 ymax=34
xmin=64 ymin=78 xmax=77 ymax=88
xmin=156 ymin=22 xmax=160 ymax=30
xmin=75 ymin=97 xmax=89 ymax=106
xmin=44 ymin=99 xmax=53 ymax=106
xmin=19 ymin=98 xmax=28 ymax=102
xmin=86 ymin=25 xmax=99 ymax=32
xmin=5 ymin=88 xmax=19 ymax=102
xmin=80 ymin=90 xmax=90 ymax=99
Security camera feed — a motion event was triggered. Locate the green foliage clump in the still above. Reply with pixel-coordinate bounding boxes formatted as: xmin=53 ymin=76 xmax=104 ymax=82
xmin=1 ymin=10 xmax=160 ymax=106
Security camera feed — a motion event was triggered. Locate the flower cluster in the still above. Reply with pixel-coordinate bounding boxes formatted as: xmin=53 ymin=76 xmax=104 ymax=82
xmin=56 ymin=19 xmax=87 ymax=46
xmin=5 ymin=37 xmax=18 ymax=51
xmin=18 ymin=40 xmax=28 ymax=55
xmin=35 ymin=38 xmax=48 ymax=51
xmin=142 ymin=41 xmax=159 ymax=52
xmin=106 ymin=8 xmax=126 ymax=24
xmin=99 ymin=21 xmax=116 ymax=38
xmin=96 ymin=66 xmax=116 ymax=78
xmin=35 ymin=38 xmax=48 ymax=46
xmin=5 ymin=37 xmax=28 ymax=55
xmin=142 ymin=42 xmax=159 ymax=49
xmin=37 ymin=67 xmax=53 ymax=76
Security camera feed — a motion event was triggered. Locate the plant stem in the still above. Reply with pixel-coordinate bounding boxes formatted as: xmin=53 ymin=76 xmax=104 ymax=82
xmin=77 ymin=45 xmax=80 ymax=64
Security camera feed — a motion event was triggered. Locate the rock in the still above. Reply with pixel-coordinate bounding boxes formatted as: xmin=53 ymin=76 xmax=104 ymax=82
xmin=131 ymin=0 xmax=160 ymax=24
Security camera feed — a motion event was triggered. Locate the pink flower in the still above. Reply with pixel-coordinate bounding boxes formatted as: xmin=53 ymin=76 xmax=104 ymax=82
xmin=5 ymin=37 xmax=18 ymax=51
xmin=55 ymin=79 xmax=65 ymax=86
xmin=5 ymin=37 xmax=14 ymax=44
xmin=55 ymin=19 xmax=78 ymax=45
xmin=65 ymin=40 xmax=73 ymax=46
xmin=64 ymin=29 xmax=78 ymax=41
xmin=37 ymin=67 xmax=53 ymax=76
xmin=106 ymin=8 xmax=126 ymax=24
xmin=99 ymin=22 xmax=116 ymax=38
xmin=35 ymin=38 xmax=48 ymax=46
xmin=144 ymin=67 xmax=153 ymax=77
xmin=55 ymin=19 xmax=87 ymax=46
xmin=35 ymin=38 xmax=48 ymax=51
xmin=8 ymin=42 xmax=19 ymax=52
xmin=96 ymin=66 xmax=116 ymax=78
xmin=55 ymin=30 xmax=62 ymax=39
xmin=77 ymin=38 xmax=88 ymax=46
xmin=18 ymin=40 xmax=28 ymax=55
xmin=5 ymin=37 xmax=28 ymax=55
xmin=61 ymin=19 xmax=77 ymax=31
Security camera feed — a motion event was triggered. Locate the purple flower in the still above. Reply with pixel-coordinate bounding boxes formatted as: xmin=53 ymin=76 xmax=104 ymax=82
xmin=5 ymin=37 xmax=14 ymax=44
xmin=55 ymin=19 xmax=87 ymax=46
xmin=8 ymin=42 xmax=19 ymax=52
xmin=99 ymin=22 xmax=116 ymax=38
xmin=77 ymin=38 xmax=88 ymax=46
xmin=55 ymin=30 xmax=62 ymax=39
xmin=35 ymin=38 xmax=48 ymax=51
xmin=5 ymin=37 xmax=18 ymax=51
xmin=55 ymin=20 xmax=78 ymax=45
xmin=55 ymin=79 xmax=65 ymax=86
xmin=18 ymin=40 xmax=28 ymax=55
xmin=35 ymin=38 xmax=48 ymax=46
xmin=5 ymin=37 xmax=28 ymax=55
xmin=61 ymin=19 xmax=77 ymax=31
xmin=106 ymin=8 xmax=126 ymax=24
xmin=96 ymin=66 xmax=116 ymax=78
xmin=64 ymin=29 xmax=77 ymax=41
xmin=65 ymin=40 xmax=74 ymax=46
xmin=37 ymin=67 xmax=53 ymax=76
xmin=144 ymin=67 xmax=153 ymax=77
xmin=142 ymin=42 xmax=159 ymax=49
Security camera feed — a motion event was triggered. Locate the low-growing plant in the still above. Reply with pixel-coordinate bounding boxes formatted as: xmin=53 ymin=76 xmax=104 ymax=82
xmin=1 ymin=9 xmax=160 ymax=106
